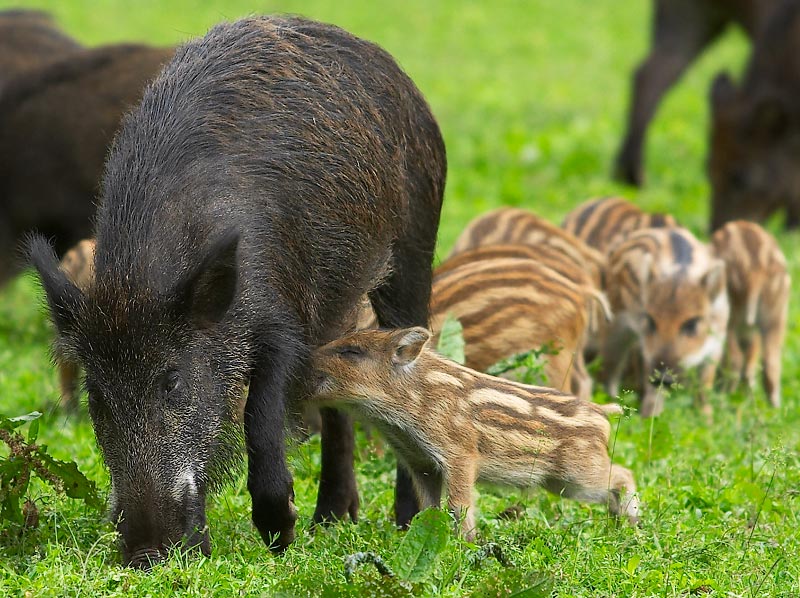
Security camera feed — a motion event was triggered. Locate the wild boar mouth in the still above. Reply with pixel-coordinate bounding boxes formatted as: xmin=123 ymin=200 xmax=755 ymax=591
xmin=127 ymin=546 xmax=167 ymax=570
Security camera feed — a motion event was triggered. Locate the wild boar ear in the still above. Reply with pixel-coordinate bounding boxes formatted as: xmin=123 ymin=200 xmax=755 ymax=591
xmin=701 ymin=260 xmax=727 ymax=300
xmin=27 ymin=234 xmax=83 ymax=334
xmin=391 ymin=327 xmax=432 ymax=367
xmin=711 ymin=72 xmax=736 ymax=109
xmin=179 ymin=231 xmax=239 ymax=327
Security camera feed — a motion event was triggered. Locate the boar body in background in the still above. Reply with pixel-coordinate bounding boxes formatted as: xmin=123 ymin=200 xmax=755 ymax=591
xmin=708 ymin=1 xmax=800 ymax=230
xmin=605 ymin=227 xmax=729 ymax=417
xmin=310 ymin=327 xmax=640 ymax=540
xmin=712 ymin=221 xmax=790 ymax=406
xmin=0 ymin=9 xmax=82 ymax=86
xmin=29 ymin=16 xmax=446 ymax=568
xmin=448 ymin=207 xmax=605 ymax=290
xmin=562 ymin=196 xmax=676 ymax=255
xmin=614 ymin=0 xmax=780 ymax=186
xmin=0 ymin=43 xmax=172 ymax=285
xmin=431 ymin=256 xmax=609 ymax=400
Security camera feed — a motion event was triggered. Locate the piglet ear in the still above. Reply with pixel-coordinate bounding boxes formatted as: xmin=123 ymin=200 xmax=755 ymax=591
xmin=179 ymin=231 xmax=239 ymax=327
xmin=701 ymin=260 xmax=727 ymax=300
xmin=391 ymin=327 xmax=431 ymax=367
xmin=27 ymin=234 xmax=83 ymax=334
xmin=711 ymin=72 xmax=736 ymax=109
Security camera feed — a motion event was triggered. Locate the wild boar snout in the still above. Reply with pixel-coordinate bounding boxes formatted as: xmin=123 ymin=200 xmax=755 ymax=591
xmin=114 ymin=475 xmax=210 ymax=569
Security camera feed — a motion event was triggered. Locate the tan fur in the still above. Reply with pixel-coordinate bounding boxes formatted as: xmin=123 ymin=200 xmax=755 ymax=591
xmin=309 ymin=327 xmax=640 ymax=539
xmin=448 ymin=208 xmax=606 ymax=291
xmin=712 ymin=221 xmax=790 ymax=407
xmin=562 ymin=197 xmax=677 ymax=254
xmin=604 ymin=227 xmax=729 ymax=417
xmin=55 ymin=239 xmax=96 ymax=410
xmin=431 ymin=256 xmax=606 ymax=400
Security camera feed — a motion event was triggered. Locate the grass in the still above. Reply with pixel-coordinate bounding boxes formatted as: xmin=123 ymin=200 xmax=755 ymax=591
xmin=1 ymin=0 xmax=799 ymax=595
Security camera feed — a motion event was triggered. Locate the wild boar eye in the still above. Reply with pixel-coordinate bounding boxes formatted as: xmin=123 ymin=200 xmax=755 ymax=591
xmin=161 ymin=370 xmax=185 ymax=399
xmin=336 ymin=346 xmax=363 ymax=358
xmin=681 ymin=317 xmax=702 ymax=337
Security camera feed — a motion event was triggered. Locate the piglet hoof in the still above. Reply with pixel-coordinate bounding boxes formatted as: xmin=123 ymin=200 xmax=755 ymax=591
xmin=312 ymin=483 xmax=360 ymax=526
xmin=252 ymin=494 xmax=298 ymax=553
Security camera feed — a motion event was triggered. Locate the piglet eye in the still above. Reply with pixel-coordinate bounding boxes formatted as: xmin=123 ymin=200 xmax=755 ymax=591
xmin=336 ymin=346 xmax=363 ymax=358
xmin=643 ymin=314 xmax=657 ymax=335
xmin=681 ymin=317 xmax=701 ymax=337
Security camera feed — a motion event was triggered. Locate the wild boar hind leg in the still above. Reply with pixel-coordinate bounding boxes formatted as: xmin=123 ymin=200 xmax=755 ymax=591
xmin=410 ymin=467 xmax=443 ymax=510
xmin=544 ymin=460 xmax=639 ymax=525
xmin=312 ymin=408 xmax=359 ymax=524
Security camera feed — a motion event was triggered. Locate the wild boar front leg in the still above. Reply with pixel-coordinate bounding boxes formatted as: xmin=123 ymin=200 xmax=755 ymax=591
xmin=445 ymin=458 xmax=478 ymax=541
xmin=602 ymin=319 xmax=637 ymax=398
xmin=694 ymin=360 xmax=717 ymax=419
xmin=245 ymin=353 xmax=298 ymax=552
xmin=613 ymin=0 xmax=726 ymax=186
xmin=761 ymin=323 xmax=786 ymax=408
xmin=741 ymin=332 xmax=761 ymax=393
xmin=723 ymin=331 xmax=745 ymax=392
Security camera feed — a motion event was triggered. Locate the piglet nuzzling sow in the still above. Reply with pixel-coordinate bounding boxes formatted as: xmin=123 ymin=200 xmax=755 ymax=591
xmin=29 ymin=16 xmax=446 ymax=568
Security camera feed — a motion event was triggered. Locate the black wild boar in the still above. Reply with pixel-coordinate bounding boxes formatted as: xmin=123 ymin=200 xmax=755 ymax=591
xmin=708 ymin=1 xmax=800 ymax=230
xmin=0 ymin=9 xmax=82 ymax=86
xmin=29 ymin=16 xmax=446 ymax=568
xmin=614 ymin=0 xmax=781 ymax=186
xmin=0 ymin=43 xmax=172 ymax=285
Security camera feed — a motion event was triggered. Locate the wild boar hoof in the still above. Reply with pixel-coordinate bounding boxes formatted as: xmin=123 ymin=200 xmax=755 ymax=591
xmin=312 ymin=484 xmax=360 ymax=526
xmin=612 ymin=149 xmax=643 ymax=188
xmin=252 ymin=495 xmax=298 ymax=552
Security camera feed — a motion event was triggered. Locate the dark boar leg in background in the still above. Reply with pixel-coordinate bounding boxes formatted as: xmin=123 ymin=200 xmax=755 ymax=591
xmin=313 ymin=408 xmax=359 ymax=524
xmin=246 ymin=349 xmax=299 ymax=552
xmin=614 ymin=0 xmax=727 ymax=186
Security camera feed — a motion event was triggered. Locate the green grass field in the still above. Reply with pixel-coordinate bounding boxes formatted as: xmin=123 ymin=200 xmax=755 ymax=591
xmin=2 ymin=1 xmax=799 ymax=596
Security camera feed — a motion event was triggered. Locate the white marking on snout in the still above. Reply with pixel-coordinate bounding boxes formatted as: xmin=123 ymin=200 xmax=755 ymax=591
xmin=171 ymin=467 xmax=198 ymax=502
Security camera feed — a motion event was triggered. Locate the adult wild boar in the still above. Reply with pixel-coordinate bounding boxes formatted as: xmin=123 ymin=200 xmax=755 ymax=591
xmin=708 ymin=0 xmax=800 ymax=230
xmin=30 ymin=16 xmax=446 ymax=568
xmin=0 ymin=43 xmax=172 ymax=285
xmin=0 ymin=9 xmax=82 ymax=86
xmin=614 ymin=0 xmax=781 ymax=186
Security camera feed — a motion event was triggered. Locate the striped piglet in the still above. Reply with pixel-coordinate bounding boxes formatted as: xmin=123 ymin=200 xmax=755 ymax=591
xmin=712 ymin=221 xmax=790 ymax=407
xmin=309 ymin=327 xmax=640 ymax=540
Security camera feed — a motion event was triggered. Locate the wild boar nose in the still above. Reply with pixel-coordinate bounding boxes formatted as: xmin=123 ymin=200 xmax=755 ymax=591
xmin=654 ymin=367 xmax=674 ymax=389
xmin=128 ymin=545 xmax=167 ymax=570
